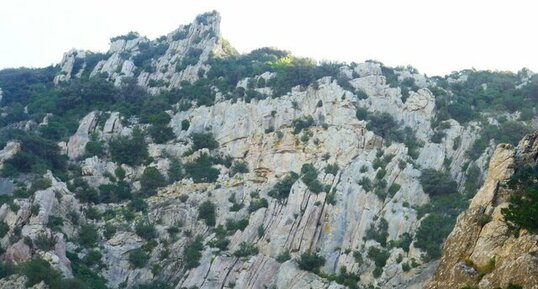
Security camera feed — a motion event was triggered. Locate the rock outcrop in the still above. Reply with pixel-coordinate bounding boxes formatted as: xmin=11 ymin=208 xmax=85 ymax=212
xmin=426 ymin=132 xmax=538 ymax=289
xmin=55 ymin=11 xmax=233 ymax=94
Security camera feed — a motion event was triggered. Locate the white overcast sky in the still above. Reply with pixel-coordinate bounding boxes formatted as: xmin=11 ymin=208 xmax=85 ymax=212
xmin=0 ymin=0 xmax=536 ymax=76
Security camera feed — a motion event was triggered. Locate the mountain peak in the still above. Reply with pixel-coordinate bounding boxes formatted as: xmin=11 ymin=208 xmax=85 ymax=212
xmin=54 ymin=11 xmax=229 ymax=91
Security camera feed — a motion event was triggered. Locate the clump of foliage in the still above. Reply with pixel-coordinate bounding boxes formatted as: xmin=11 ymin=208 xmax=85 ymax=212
xmin=109 ymin=127 xmax=148 ymax=166
xmin=501 ymin=164 xmax=538 ymax=234
xmin=191 ymin=132 xmax=219 ymax=151
xmin=198 ymin=200 xmax=216 ymax=227
xmin=292 ymin=116 xmax=315 ymax=134
xmin=129 ymin=248 xmax=149 ymax=268
xmin=325 ymin=163 xmax=339 ymax=175
xmin=185 ymin=153 xmax=220 ymax=183
xmin=420 ymin=169 xmax=457 ymax=196
xmin=300 ymin=164 xmax=325 ymax=193
xmin=140 ymin=167 xmax=167 ymax=196
xmin=297 ymin=251 xmax=326 ymax=273
xmin=230 ymin=160 xmax=249 ymax=175
xmin=233 ymin=242 xmax=259 ymax=258
xmin=268 ymin=172 xmax=299 ymax=200
xmin=183 ymin=236 xmax=204 ymax=269
xmin=364 ymin=218 xmax=389 ymax=246
xmin=135 ymin=221 xmax=157 ymax=240
xmin=367 ymin=247 xmax=390 ymax=278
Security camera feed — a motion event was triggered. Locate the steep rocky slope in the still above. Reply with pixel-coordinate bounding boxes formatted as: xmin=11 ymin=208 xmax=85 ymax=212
xmin=0 ymin=11 xmax=537 ymax=289
xmin=426 ymin=133 xmax=538 ymax=289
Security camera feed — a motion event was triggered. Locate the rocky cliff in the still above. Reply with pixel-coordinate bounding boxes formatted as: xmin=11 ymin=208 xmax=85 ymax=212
xmin=426 ymin=133 xmax=538 ymax=289
xmin=0 ymin=11 xmax=537 ymax=289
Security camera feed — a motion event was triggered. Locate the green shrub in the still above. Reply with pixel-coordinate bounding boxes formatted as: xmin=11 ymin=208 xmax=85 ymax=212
xmin=79 ymin=224 xmax=98 ymax=247
xmin=297 ymin=251 xmax=326 ymax=273
xmin=431 ymin=131 xmax=446 ymax=143
xmin=248 ymin=198 xmax=269 ymax=212
xmin=301 ymin=164 xmax=325 ymax=193
xmin=83 ymin=250 xmax=102 ymax=267
xmin=269 ymin=172 xmax=299 ymax=200
xmin=181 ymin=119 xmax=190 ymax=130
xmin=230 ymin=161 xmax=249 ymax=175
xmin=364 ymin=218 xmax=389 ymax=246
xmin=226 ymin=218 xmax=249 ymax=232
xmin=140 ymin=167 xmax=167 ymax=196
xmin=128 ymin=198 xmax=148 ymax=212
xmin=276 ymin=250 xmax=291 ymax=263
xmin=135 ymin=221 xmax=157 ymax=240
xmin=414 ymin=213 xmax=455 ymax=260
xmin=388 ymin=183 xmax=401 ymax=196
xmin=149 ymin=125 xmax=174 ymax=144
xmin=420 ymin=169 xmax=457 ymax=196
xmin=358 ymin=177 xmax=372 ymax=192
xmin=168 ymin=158 xmax=184 ymax=182
xmin=198 ymin=200 xmax=216 ymax=227
xmin=191 ymin=132 xmax=219 ymax=151
xmin=85 ymin=137 xmax=104 ymax=157
xmin=292 ymin=116 xmax=315 ymax=134
xmin=366 ymin=112 xmax=403 ymax=142
xmin=367 ymin=247 xmax=390 ymax=269
xmin=129 ymin=248 xmax=149 ymax=268
xmin=501 ymin=164 xmax=538 ymax=233
xmin=0 ymin=221 xmax=9 ymax=238
xmin=355 ymin=107 xmax=368 ymax=120
xmin=185 ymin=153 xmax=220 ymax=183
xmin=325 ymin=163 xmax=339 ymax=175
xmin=233 ymin=242 xmax=259 ymax=258
xmin=109 ymin=127 xmax=148 ymax=166
xmin=34 ymin=233 xmax=55 ymax=251
xmin=183 ymin=236 xmax=204 ymax=269
xmin=98 ymin=181 xmax=131 ymax=203
xmin=22 ymin=257 xmax=63 ymax=287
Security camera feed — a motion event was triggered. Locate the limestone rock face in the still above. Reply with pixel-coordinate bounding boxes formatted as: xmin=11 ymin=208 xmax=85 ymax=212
xmin=425 ymin=132 xmax=538 ymax=289
xmin=67 ymin=111 xmax=98 ymax=159
xmin=55 ymin=11 xmax=232 ymax=94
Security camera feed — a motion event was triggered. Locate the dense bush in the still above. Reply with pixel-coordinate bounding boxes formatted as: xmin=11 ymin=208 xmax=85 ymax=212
xmin=135 ymin=221 xmax=157 ymax=240
xmin=191 ymin=132 xmax=219 ymax=151
xmin=34 ymin=233 xmax=56 ymax=251
xmin=364 ymin=218 xmax=389 ymax=246
xmin=183 ymin=236 xmax=204 ymax=269
xmin=168 ymin=158 xmax=184 ymax=182
xmin=325 ymin=163 xmax=339 ymax=175
xmin=2 ymin=131 xmax=67 ymax=176
xmin=292 ymin=116 xmax=315 ymax=134
xmin=501 ymin=164 xmax=538 ymax=234
xmin=79 ymin=224 xmax=98 ymax=247
xmin=269 ymin=172 xmax=299 ymax=200
xmin=414 ymin=213 xmax=455 ymax=260
xmin=233 ymin=242 xmax=259 ymax=257
xmin=301 ymin=164 xmax=325 ymax=193
xmin=230 ymin=161 xmax=249 ymax=175
xmin=420 ymin=169 xmax=457 ymax=196
xmin=198 ymin=200 xmax=216 ymax=227
xmin=367 ymin=247 xmax=390 ymax=273
xmin=109 ymin=127 xmax=148 ymax=166
xmin=365 ymin=112 xmax=402 ymax=143
xmin=185 ymin=153 xmax=220 ymax=183
xmin=140 ymin=167 xmax=167 ymax=196
xmin=297 ymin=251 xmax=326 ymax=273
xmin=0 ymin=221 xmax=10 ymax=238
xmin=129 ymin=248 xmax=149 ymax=268
xmin=22 ymin=257 xmax=63 ymax=288
xmin=98 ymin=181 xmax=131 ymax=203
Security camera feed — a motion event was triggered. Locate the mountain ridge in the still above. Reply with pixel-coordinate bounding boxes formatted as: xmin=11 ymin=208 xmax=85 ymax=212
xmin=0 ymin=11 xmax=536 ymax=289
